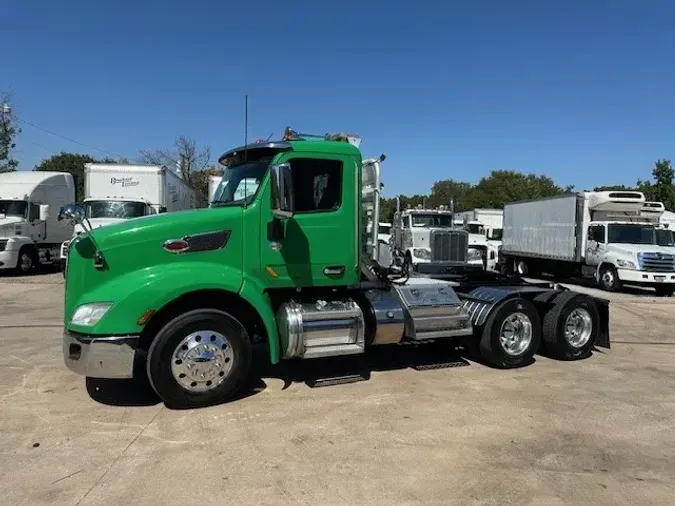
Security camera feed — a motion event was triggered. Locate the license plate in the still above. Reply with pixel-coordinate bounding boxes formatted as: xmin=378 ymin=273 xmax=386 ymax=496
xmin=654 ymin=275 xmax=666 ymax=282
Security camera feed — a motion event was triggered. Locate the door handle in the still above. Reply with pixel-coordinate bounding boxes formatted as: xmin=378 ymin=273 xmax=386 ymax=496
xmin=323 ymin=266 xmax=345 ymax=276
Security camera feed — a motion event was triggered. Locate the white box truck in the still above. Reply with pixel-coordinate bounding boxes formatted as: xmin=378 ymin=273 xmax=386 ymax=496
xmin=500 ymin=191 xmax=675 ymax=296
xmin=0 ymin=171 xmax=75 ymax=274
xmin=58 ymin=164 xmax=196 ymax=271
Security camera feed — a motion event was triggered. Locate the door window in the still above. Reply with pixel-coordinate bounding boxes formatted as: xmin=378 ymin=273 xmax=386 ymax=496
xmin=288 ymin=158 xmax=342 ymax=213
xmin=28 ymin=203 xmax=40 ymax=222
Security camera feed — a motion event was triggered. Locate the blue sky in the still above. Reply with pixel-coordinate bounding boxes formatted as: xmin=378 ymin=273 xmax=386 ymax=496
xmin=4 ymin=0 xmax=675 ymax=197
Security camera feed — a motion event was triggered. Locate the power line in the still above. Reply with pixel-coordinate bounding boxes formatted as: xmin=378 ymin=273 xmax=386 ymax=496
xmin=16 ymin=115 xmax=129 ymax=159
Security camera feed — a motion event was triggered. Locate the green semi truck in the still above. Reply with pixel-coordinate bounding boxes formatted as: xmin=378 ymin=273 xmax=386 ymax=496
xmin=60 ymin=128 xmax=611 ymax=408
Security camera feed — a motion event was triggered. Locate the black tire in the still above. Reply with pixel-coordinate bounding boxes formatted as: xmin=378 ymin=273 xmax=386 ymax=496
xmin=479 ymin=298 xmax=541 ymax=368
xmin=597 ymin=264 xmax=621 ymax=292
xmin=15 ymin=247 xmax=36 ymax=275
xmin=654 ymin=285 xmax=675 ymax=297
xmin=146 ymin=309 xmax=252 ymax=408
xmin=541 ymin=293 xmax=599 ymax=360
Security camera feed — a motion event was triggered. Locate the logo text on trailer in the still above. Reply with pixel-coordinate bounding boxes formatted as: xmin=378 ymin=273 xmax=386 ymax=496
xmin=111 ymin=177 xmax=140 ymax=187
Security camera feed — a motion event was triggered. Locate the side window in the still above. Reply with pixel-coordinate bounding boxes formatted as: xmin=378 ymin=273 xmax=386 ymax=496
xmin=29 ymin=203 xmax=40 ymax=222
xmin=289 ymin=158 xmax=342 ymax=213
xmin=593 ymin=226 xmax=605 ymax=243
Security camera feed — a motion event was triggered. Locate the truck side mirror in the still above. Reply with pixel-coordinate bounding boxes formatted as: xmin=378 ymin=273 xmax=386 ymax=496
xmin=39 ymin=205 xmax=50 ymax=221
xmin=58 ymin=203 xmax=85 ymax=225
xmin=270 ymin=163 xmax=295 ymax=219
xmin=159 ymin=206 xmax=168 ymax=214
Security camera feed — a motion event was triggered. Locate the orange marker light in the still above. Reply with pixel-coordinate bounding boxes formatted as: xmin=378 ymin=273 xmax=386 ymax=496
xmin=265 ymin=266 xmax=278 ymax=278
xmin=137 ymin=309 xmax=156 ymax=325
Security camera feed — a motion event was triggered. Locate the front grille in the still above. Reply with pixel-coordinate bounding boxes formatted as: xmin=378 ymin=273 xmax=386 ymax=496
xmin=0 ymin=239 xmax=7 ymax=252
xmin=430 ymin=230 xmax=468 ymax=263
xmin=638 ymin=252 xmax=675 ymax=272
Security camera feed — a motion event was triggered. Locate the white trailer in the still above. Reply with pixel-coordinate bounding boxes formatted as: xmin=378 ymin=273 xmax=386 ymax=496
xmin=59 ymin=164 xmax=196 ymax=271
xmin=0 ymin=171 xmax=75 ymax=274
xmin=501 ymin=191 xmax=675 ymax=295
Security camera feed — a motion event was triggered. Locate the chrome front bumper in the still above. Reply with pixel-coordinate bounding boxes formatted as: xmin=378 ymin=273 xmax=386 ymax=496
xmin=63 ymin=332 xmax=139 ymax=379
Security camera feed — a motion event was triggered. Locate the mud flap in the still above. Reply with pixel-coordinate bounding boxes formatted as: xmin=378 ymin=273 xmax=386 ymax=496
xmin=594 ymin=297 xmax=611 ymax=349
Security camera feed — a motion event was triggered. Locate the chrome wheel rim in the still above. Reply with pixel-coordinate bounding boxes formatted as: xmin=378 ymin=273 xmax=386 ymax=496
xmin=499 ymin=312 xmax=532 ymax=356
xmin=171 ymin=331 xmax=234 ymax=393
xmin=601 ymin=270 xmax=614 ymax=287
xmin=564 ymin=308 xmax=593 ymax=348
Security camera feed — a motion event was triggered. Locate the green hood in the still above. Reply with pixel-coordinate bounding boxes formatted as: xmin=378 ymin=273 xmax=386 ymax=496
xmin=64 ymin=206 xmax=244 ymax=329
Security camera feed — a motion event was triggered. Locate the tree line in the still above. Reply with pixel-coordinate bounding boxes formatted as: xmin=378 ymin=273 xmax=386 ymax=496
xmin=2 ymin=93 xmax=674 ymax=212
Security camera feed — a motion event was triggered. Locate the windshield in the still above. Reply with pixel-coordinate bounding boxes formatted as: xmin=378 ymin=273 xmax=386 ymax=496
xmin=0 ymin=200 xmax=27 ymax=217
xmin=466 ymin=223 xmax=485 ymax=234
xmin=411 ymin=214 xmax=453 ymax=228
xmin=85 ymin=200 xmax=148 ymax=219
xmin=379 ymin=224 xmax=391 ymax=235
xmin=212 ymin=161 xmax=269 ymax=206
xmin=607 ymin=224 xmax=656 ymax=245
xmin=656 ymin=229 xmax=675 ymax=247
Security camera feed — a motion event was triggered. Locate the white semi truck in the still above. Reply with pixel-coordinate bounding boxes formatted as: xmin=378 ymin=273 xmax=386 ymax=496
xmin=389 ymin=205 xmax=480 ymax=275
xmin=59 ymin=164 xmax=196 ymax=271
xmin=500 ymin=191 xmax=675 ymax=296
xmin=0 ymin=171 xmax=75 ymax=274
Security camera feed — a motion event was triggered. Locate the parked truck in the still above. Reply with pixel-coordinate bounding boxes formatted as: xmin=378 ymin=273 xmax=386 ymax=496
xmin=500 ymin=192 xmax=675 ymax=296
xmin=0 ymin=171 xmax=75 ymax=274
xmin=58 ymin=164 xmax=196 ymax=272
xmin=59 ymin=127 xmax=610 ymax=408
xmin=454 ymin=208 xmax=504 ymax=241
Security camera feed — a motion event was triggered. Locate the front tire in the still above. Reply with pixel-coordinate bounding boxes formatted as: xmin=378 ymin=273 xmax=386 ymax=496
xmin=16 ymin=247 xmax=36 ymax=275
xmin=598 ymin=264 xmax=621 ymax=292
xmin=541 ymin=293 xmax=599 ymax=360
xmin=479 ymin=298 xmax=541 ymax=368
xmin=146 ymin=309 xmax=252 ymax=408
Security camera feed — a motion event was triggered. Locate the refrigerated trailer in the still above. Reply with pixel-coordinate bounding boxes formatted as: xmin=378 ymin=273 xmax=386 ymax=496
xmin=500 ymin=192 xmax=675 ymax=295
xmin=59 ymin=127 xmax=611 ymax=408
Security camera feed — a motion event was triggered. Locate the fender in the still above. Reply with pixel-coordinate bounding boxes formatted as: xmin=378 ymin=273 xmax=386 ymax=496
xmin=68 ymin=262 xmax=284 ymax=364
xmin=69 ymin=262 xmax=245 ymax=335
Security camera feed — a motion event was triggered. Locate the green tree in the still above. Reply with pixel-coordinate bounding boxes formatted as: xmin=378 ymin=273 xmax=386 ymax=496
xmin=0 ymin=94 xmax=21 ymax=173
xmin=467 ymin=170 xmax=570 ymax=209
xmin=593 ymin=184 xmax=635 ymax=191
xmin=34 ymin=152 xmax=99 ymax=202
xmin=428 ymin=180 xmax=473 ymax=211
xmin=637 ymin=159 xmax=675 ymax=210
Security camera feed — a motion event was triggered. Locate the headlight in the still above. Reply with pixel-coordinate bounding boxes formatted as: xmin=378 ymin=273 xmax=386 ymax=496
xmin=71 ymin=302 xmax=113 ymax=326
xmin=468 ymin=248 xmax=482 ymax=260
xmin=616 ymin=259 xmax=636 ymax=269
xmin=412 ymin=248 xmax=431 ymax=260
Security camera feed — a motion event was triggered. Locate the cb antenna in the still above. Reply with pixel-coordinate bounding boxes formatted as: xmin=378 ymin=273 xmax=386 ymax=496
xmin=244 ymin=94 xmax=248 ymax=165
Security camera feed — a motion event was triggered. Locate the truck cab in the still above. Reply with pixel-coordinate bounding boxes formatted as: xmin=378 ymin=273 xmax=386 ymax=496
xmin=584 ymin=195 xmax=675 ymax=295
xmin=391 ymin=206 xmax=473 ymax=275
xmin=0 ymin=171 xmax=74 ymax=274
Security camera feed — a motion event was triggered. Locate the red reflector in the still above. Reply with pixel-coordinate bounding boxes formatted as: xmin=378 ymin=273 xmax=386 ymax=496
xmin=163 ymin=239 xmax=190 ymax=253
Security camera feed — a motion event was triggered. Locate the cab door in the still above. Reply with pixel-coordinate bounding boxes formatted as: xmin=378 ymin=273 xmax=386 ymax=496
xmin=585 ymin=225 xmax=605 ymax=265
xmin=259 ymin=153 xmax=358 ymax=287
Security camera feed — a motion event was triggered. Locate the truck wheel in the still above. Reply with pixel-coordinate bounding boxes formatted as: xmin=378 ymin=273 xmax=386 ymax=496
xmin=479 ymin=298 xmax=541 ymax=368
xmin=542 ymin=294 xmax=599 ymax=360
xmin=146 ymin=309 xmax=252 ymax=408
xmin=598 ymin=265 xmax=621 ymax=292
xmin=654 ymin=285 xmax=675 ymax=297
xmin=16 ymin=247 xmax=36 ymax=275
xmin=516 ymin=260 xmax=528 ymax=277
